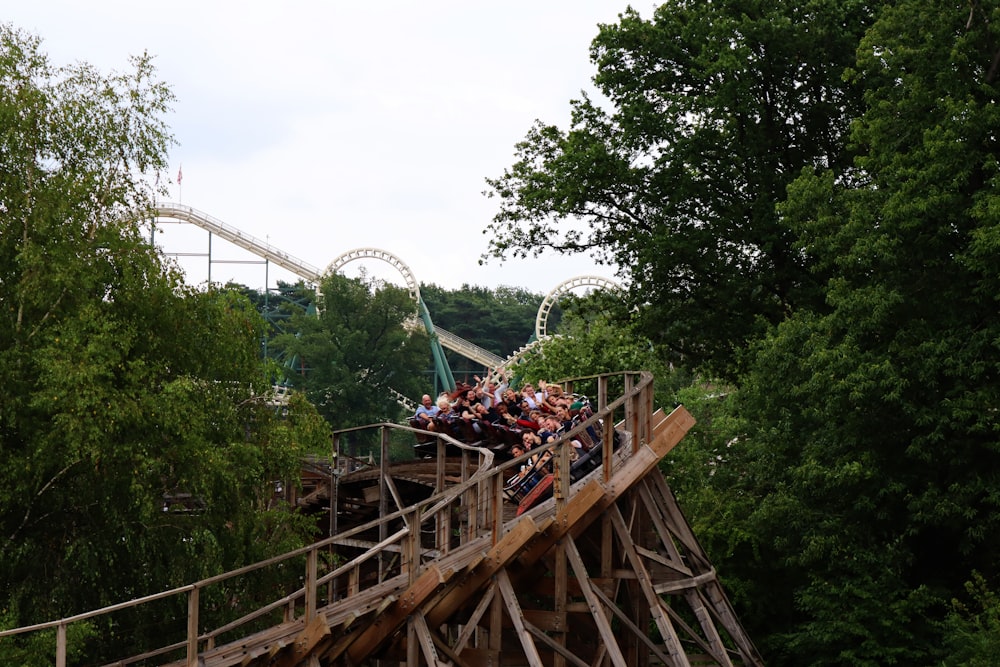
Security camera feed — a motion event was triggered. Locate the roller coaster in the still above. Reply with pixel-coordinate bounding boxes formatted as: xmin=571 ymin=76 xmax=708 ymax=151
xmin=1 ymin=371 xmax=763 ymax=667
xmin=0 ymin=209 xmax=763 ymax=665
xmin=150 ymin=203 xmax=622 ymax=390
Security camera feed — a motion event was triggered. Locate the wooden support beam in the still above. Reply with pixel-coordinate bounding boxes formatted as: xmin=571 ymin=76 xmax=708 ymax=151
xmin=489 ymin=579 xmax=503 ymax=658
xmin=657 ymin=597 xmax=728 ymax=662
xmin=699 ymin=582 xmax=766 ymax=666
xmin=410 ymin=611 xmax=443 ymax=666
xmin=268 ymin=616 xmax=331 ymax=667
xmin=653 ymin=572 xmax=719 ymax=595
xmin=186 ymin=586 xmax=199 ymax=667
xmin=453 ymin=583 xmax=494 ymax=655
xmin=425 ymin=515 xmax=550 ymax=628
xmin=305 ymin=549 xmax=317 ymax=623
xmin=553 ymin=538 xmax=568 ymax=667
xmin=684 ymin=588 xmax=734 ymax=667
xmin=497 ymin=569 xmax=545 ymax=667
xmin=383 ymin=472 xmax=406 ymax=514
xmin=563 ymin=537 xmax=629 ymax=667
xmin=343 ymin=564 xmax=453 ymax=664
xmin=429 ymin=618 xmax=477 ymax=667
xmin=635 ymin=480 xmax=693 ymax=575
xmin=608 ymin=502 xmax=692 ymax=667
xmin=588 ymin=584 xmax=676 ymax=667
xmin=523 ymin=618 xmax=591 ymax=667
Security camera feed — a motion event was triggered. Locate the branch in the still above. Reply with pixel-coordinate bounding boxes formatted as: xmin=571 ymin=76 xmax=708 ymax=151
xmin=26 ymin=287 xmax=68 ymax=341
xmin=4 ymin=460 xmax=80 ymax=548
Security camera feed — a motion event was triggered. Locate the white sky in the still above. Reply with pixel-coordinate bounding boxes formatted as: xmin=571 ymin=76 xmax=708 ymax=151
xmin=13 ymin=1 xmax=653 ymax=295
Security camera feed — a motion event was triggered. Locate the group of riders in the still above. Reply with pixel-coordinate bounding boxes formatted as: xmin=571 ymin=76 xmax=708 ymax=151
xmin=409 ymin=370 xmax=610 ymax=505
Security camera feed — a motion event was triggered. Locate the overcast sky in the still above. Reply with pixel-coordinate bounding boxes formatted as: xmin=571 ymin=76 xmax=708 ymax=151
xmin=13 ymin=2 xmax=654 ymax=295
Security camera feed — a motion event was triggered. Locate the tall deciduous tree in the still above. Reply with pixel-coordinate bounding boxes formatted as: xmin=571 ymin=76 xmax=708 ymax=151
xmin=729 ymin=1 xmax=1000 ymax=663
xmin=0 ymin=26 xmax=329 ymax=661
xmin=484 ymin=1 xmax=877 ymax=377
xmin=272 ymin=272 xmax=430 ymax=430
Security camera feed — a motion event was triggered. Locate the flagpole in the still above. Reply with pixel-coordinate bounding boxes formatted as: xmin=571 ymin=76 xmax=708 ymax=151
xmin=151 ymin=171 xmax=159 ymax=245
xmin=177 ymin=164 xmax=183 ymax=204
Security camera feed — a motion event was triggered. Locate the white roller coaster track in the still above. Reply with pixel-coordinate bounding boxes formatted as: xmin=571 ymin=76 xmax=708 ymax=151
xmin=535 ymin=275 xmax=624 ymax=339
xmin=153 ymin=203 xmax=504 ymax=370
xmin=155 ymin=202 xmax=323 ymax=281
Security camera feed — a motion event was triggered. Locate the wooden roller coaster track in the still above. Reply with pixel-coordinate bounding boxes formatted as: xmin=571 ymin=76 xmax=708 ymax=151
xmin=1 ymin=371 xmax=763 ymax=667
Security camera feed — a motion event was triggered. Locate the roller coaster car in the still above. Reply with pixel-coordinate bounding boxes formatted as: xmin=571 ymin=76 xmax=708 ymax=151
xmin=410 ymin=417 xmax=483 ymax=457
xmin=408 ymin=419 xmax=437 ymax=444
xmin=507 ymin=428 xmax=621 ymax=516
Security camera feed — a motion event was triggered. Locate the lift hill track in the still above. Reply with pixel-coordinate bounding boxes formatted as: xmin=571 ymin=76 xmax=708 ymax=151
xmin=1 ymin=371 xmax=763 ymax=667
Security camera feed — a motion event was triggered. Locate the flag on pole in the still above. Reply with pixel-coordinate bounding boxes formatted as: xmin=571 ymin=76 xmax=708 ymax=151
xmin=177 ymin=164 xmax=183 ymax=185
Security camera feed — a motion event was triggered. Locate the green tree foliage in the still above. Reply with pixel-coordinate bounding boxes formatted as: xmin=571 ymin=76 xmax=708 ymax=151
xmin=941 ymin=572 xmax=1000 ymax=667
xmin=231 ymin=280 xmax=317 ymax=378
xmin=272 ymin=273 xmax=430 ymax=430
xmin=727 ymin=2 xmax=1000 ymax=663
xmin=484 ymin=1 xmax=877 ymax=377
xmin=488 ymin=1 xmax=1000 ymax=664
xmin=419 ymin=283 xmax=550 ymax=374
xmin=510 ymin=291 xmax=683 ymax=406
xmin=0 ymin=26 xmax=330 ymax=660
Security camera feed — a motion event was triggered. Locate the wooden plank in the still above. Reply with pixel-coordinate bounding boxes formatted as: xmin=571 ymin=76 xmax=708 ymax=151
xmin=649 ymin=408 xmax=668 ymax=437
xmin=329 ymin=536 xmax=440 ymax=559
xmin=635 ymin=543 xmax=692 ymax=577
xmin=653 ymin=571 xmax=719 ymax=595
xmin=646 ymin=405 xmax=696 ymax=458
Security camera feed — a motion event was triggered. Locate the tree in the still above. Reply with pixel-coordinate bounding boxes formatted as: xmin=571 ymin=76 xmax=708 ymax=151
xmin=728 ymin=1 xmax=1000 ymax=663
xmin=418 ymin=282 xmax=551 ymax=376
xmin=0 ymin=26 xmax=330 ymax=661
xmin=272 ymin=272 xmax=431 ymax=430
xmin=509 ymin=291 xmax=683 ymax=406
xmin=940 ymin=572 xmax=1000 ymax=667
xmin=484 ymin=1 xmax=877 ymax=377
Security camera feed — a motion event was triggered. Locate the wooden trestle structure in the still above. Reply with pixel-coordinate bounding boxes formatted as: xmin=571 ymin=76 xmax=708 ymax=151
xmin=2 ymin=371 xmax=763 ymax=667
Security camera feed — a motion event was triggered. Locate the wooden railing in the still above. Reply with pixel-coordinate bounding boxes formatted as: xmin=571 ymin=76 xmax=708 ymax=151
xmin=0 ymin=371 xmax=657 ymax=667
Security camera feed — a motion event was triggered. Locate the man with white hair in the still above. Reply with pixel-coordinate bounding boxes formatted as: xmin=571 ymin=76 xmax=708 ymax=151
xmin=413 ymin=394 xmax=440 ymax=429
